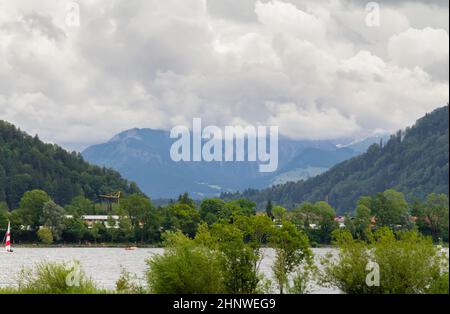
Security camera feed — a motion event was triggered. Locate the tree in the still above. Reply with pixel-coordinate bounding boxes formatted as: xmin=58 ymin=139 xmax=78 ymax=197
xmin=19 ymin=190 xmax=51 ymax=229
xmin=273 ymin=206 xmax=287 ymax=222
xmin=371 ymin=190 xmax=409 ymax=227
xmin=106 ymin=215 xmax=119 ymax=242
xmin=199 ymin=198 xmax=226 ymax=225
xmin=291 ymin=202 xmax=319 ymax=228
xmin=37 ymin=227 xmax=54 ymax=245
xmin=226 ymin=199 xmax=256 ymax=218
xmin=374 ymin=228 xmax=447 ymax=294
xmin=211 ymin=221 xmax=262 ymax=294
xmin=270 ymin=220 xmax=312 ymax=294
xmin=62 ymin=217 xmax=87 ymax=243
xmin=234 ymin=215 xmax=275 ymax=250
xmin=290 ymin=201 xmax=337 ymax=244
xmin=64 ymin=196 xmax=93 ymax=216
xmin=354 ymin=204 xmax=372 ymax=240
xmin=343 ymin=213 xmax=356 ymax=238
xmin=415 ymin=193 xmax=449 ymax=242
xmin=118 ymin=214 xmax=134 ymax=242
xmin=9 ymin=209 xmax=24 ymax=230
xmin=90 ymin=222 xmax=103 ymax=244
xmin=121 ymin=194 xmax=151 ymax=227
xmin=0 ymin=208 xmax=9 ymax=229
xmin=41 ymin=200 xmax=65 ymax=241
xmin=358 ymin=196 xmax=372 ymax=209
xmin=315 ymin=202 xmax=338 ymax=244
xmin=266 ymin=200 xmax=274 ymax=220
xmin=121 ymin=194 xmax=157 ymax=242
xmin=146 ymin=230 xmax=223 ymax=294
xmin=142 ymin=206 xmax=164 ymax=243
xmin=322 ymin=228 xmax=449 ymax=294
xmin=165 ymin=203 xmax=200 ymax=238
xmin=177 ymin=192 xmax=196 ymax=208
xmin=0 ymin=201 xmax=9 ymax=212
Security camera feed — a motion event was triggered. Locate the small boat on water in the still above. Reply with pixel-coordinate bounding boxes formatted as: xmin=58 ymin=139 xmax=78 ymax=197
xmin=1 ymin=221 xmax=14 ymax=253
xmin=125 ymin=246 xmax=138 ymax=251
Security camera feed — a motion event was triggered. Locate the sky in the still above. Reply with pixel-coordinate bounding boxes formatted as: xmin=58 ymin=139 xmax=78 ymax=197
xmin=0 ymin=0 xmax=448 ymax=151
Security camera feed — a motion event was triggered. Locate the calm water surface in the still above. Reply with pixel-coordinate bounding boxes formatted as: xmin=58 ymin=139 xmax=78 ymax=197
xmin=0 ymin=248 xmax=339 ymax=293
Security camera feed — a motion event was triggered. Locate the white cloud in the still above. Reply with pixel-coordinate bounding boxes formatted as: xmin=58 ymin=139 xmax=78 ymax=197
xmin=266 ymin=103 xmax=360 ymax=139
xmin=255 ymin=0 xmax=328 ymax=44
xmin=388 ymin=27 xmax=449 ymax=80
xmin=0 ymin=0 xmax=448 ymax=150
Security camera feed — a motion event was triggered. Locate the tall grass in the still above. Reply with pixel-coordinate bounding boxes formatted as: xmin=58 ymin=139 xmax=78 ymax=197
xmin=0 ymin=261 xmax=106 ymax=294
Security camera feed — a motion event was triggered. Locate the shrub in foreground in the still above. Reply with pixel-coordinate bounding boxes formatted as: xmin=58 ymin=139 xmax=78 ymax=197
xmin=321 ymin=228 xmax=449 ymax=294
xmin=115 ymin=268 xmax=147 ymax=294
xmin=146 ymin=231 xmax=224 ymax=294
xmin=14 ymin=261 xmax=101 ymax=294
xmin=270 ymin=220 xmax=313 ymax=294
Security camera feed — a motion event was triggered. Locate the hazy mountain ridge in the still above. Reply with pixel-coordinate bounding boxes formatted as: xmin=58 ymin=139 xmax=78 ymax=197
xmin=82 ymin=128 xmax=383 ymax=199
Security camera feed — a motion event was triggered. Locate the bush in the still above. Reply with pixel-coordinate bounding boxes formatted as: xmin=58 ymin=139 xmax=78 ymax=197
xmin=37 ymin=227 xmax=53 ymax=245
xmin=116 ymin=268 xmax=147 ymax=294
xmin=321 ymin=228 xmax=449 ymax=294
xmin=146 ymin=231 xmax=224 ymax=294
xmin=14 ymin=261 xmax=101 ymax=294
xmin=289 ymin=262 xmax=317 ymax=294
xmin=146 ymin=220 xmax=272 ymax=294
xmin=427 ymin=270 xmax=449 ymax=294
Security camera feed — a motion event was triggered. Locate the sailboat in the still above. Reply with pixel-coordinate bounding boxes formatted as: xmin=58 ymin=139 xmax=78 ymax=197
xmin=1 ymin=221 xmax=13 ymax=253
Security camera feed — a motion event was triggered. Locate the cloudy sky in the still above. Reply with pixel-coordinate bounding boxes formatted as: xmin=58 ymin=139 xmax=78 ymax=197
xmin=0 ymin=0 xmax=448 ymax=151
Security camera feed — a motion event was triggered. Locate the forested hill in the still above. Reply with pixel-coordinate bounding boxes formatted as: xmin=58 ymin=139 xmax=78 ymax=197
xmin=0 ymin=121 xmax=141 ymax=209
xmin=223 ymin=105 xmax=449 ymax=213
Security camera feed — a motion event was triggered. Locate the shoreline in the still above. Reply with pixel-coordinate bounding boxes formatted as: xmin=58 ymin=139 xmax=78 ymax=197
xmin=11 ymin=243 xmax=163 ymax=249
xmin=9 ymin=243 xmax=450 ymax=249
xmin=9 ymin=243 xmax=338 ymax=249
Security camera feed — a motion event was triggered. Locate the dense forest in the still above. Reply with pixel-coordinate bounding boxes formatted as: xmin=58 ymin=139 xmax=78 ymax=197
xmin=0 ymin=120 xmax=141 ymax=209
xmin=1 ymin=187 xmax=447 ymax=245
xmin=223 ymin=105 xmax=449 ymax=213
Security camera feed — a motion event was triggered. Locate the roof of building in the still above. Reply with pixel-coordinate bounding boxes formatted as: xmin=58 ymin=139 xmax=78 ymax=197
xmin=65 ymin=215 xmax=119 ymax=220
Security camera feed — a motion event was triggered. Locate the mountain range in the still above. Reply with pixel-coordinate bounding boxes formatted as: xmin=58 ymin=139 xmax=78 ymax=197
xmin=1 ymin=105 xmax=447 ymax=214
xmin=82 ymin=127 xmax=387 ymax=200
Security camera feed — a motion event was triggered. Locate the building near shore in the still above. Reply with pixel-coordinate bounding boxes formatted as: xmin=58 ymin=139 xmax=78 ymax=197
xmin=65 ymin=215 xmax=120 ymax=229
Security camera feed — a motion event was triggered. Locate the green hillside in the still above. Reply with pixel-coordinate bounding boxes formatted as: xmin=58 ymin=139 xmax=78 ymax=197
xmin=0 ymin=120 xmax=141 ymax=209
xmin=224 ymin=105 xmax=449 ymax=213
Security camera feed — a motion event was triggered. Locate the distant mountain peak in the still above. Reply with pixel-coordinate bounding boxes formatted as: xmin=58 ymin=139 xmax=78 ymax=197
xmin=108 ymin=127 xmax=169 ymax=143
xmin=336 ymin=131 xmax=390 ymax=152
xmin=82 ymin=126 xmax=375 ymax=199
xmin=109 ymin=128 xmax=142 ymax=142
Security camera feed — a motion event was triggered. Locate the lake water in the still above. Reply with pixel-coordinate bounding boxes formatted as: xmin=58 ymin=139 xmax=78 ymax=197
xmin=0 ymin=247 xmax=339 ymax=294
